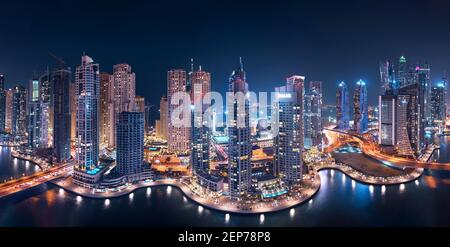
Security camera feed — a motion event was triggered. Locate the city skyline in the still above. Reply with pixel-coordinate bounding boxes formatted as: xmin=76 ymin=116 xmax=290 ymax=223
xmin=3 ymin=0 xmax=450 ymax=230
xmin=1 ymin=0 xmax=450 ymax=111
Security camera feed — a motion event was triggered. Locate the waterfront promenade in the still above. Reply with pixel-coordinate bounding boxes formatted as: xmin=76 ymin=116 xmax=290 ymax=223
xmin=52 ymin=174 xmax=321 ymax=214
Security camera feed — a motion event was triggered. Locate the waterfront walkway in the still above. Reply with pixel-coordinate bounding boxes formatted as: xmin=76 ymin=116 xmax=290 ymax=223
xmin=52 ymin=174 xmax=321 ymax=214
xmin=314 ymin=162 xmax=423 ymax=185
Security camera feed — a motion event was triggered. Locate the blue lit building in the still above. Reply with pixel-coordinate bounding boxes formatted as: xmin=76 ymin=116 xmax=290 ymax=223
xmin=336 ymin=81 xmax=350 ymax=130
xmin=73 ymin=55 xmax=100 ymax=187
xmin=52 ymin=68 xmax=72 ymax=162
xmin=353 ymin=79 xmax=368 ymax=132
xmin=227 ymin=58 xmax=252 ymax=199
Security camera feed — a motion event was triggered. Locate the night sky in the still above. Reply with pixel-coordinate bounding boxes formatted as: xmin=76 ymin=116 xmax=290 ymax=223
xmin=1 ymin=0 xmax=450 ymax=119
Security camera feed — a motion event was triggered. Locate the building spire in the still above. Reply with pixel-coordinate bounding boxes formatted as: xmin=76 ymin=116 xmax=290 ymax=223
xmin=239 ymin=56 xmax=243 ymax=70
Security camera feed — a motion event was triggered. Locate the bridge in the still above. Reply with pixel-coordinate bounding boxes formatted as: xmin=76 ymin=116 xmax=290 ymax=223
xmin=323 ymin=128 xmax=450 ymax=170
xmin=0 ymin=162 xmax=73 ymax=198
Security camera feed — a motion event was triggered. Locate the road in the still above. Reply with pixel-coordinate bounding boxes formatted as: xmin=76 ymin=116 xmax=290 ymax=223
xmin=0 ymin=162 xmax=73 ymax=198
xmin=323 ymin=128 xmax=450 ymax=170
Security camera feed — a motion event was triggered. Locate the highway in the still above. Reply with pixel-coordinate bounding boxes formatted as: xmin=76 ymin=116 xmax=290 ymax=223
xmin=0 ymin=162 xmax=73 ymax=198
xmin=323 ymin=128 xmax=450 ymax=170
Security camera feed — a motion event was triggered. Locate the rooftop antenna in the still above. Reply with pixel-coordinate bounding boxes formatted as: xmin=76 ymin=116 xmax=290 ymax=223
xmin=239 ymin=56 xmax=243 ymax=70
xmin=190 ymin=58 xmax=194 ymax=73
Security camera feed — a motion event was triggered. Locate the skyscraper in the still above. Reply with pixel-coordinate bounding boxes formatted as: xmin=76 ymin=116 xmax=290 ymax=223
xmin=28 ymin=77 xmax=42 ymax=147
xmin=156 ymin=95 xmax=168 ymax=140
xmin=397 ymin=56 xmax=407 ymax=88
xmin=227 ymin=58 xmax=252 ymax=199
xmin=116 ymin=111 xmax=144 ymax=182
xmin=111 ymin=64 xmax=136 ymax=148
xmin=70 ymin=81 xmax=77 ymax=145
xmin=304 ymin=81 xmax=322 ymax=147
xmin=0 ymin=74 xmax=6 ymax=133
xmin=53 ymin=68 xmax=72 ymax=163
xmin=190 ymin=67 xmax=211 ymax=176
xmin=397 ymin=83 xmax=421 ymax=157
xmin=273 ymin=75 xmax=304 ymax=186
xmin=417 ymin=63 xmax=431 ymax=125
xmin=380 ymin=60 xmax=396 ymax=95
xmin=39 ymin=71 xmax=52 ymax=147
xmin=353 ymin=80 xmax=368 ymax=132
xmin=12 ymin=85 xmax=27 ymax=139
xmin=378 ymin=94 xmax=396 ymax=146
xmin=74 ymin=54 xmax=100 ymax=172
xmin=5 ymin=89 xmax=13 ymax=133
xmin=99 ymin=72 xmax=112 ymax=148
xmin=430 ymin=84 xmax=446 ymax=126
xmin=336 ymin=81 xmax=350 ymax=130
xmin=167 ymin=69 xmax=190 ymax=153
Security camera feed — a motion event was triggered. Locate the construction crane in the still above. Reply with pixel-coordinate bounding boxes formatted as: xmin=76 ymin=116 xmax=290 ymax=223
xmin=48 ymin=52 xmax=65 ymax=69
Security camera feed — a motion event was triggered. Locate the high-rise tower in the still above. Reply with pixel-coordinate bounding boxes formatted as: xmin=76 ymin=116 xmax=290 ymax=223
xmin=227 ymin=58 xmax=252 ymax=199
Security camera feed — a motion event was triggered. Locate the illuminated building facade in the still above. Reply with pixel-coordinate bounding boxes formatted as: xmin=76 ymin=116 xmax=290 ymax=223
xmin=353 ymin=80 xmax=368 ymax=132
xmin=74 ymin=55 xmax=100 ymax=173
xmin=156 ymin=95 xmax=168 ymax=140
xmin=99 ymin=72 xmax=113 ymax=148
xmin=12 ymin=85 xmax=27 ymax=138
xmin=227 ymin=59 xmax=252 ymax=199
xmin=167 ymin=69 xmax=190 ymax=153
xmin=39 ymin=71 xmax=52 ymax=147
xmin=28 ymin=77 xmax=42 ymax=147
xmin=111 ymin=64 xmax=136 ymax=148
xmin=5 ymin=89 xmax=13 ymax=133
xmin=430 ymin=84 xmax=446 ymax=126
xmin=273 ymin=75 xmax=304 ymax=186
xmin=190 ymin=67 xmax=211 ymax=176
xmin=304 ymin=81 xmax=322 ymax=147
xmin=397 ymin=56 xmax=407 ymax=88
xmin=0 ymin=74 xmax=5 ymax=132
xmin=397 ymin=83 xmax=421 ymax=156
xmin=336 ymin=81 xmax=350 ymax=130
xmin=395 ymin=94 xmax=415 ymax=157
xmin=378 ymin=95 xmax=396 ymax=146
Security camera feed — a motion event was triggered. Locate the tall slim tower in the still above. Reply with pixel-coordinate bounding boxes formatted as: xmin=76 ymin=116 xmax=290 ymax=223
xmin=167 ymin=69 xmax=190 ymax=153
xmin=53 ymin=68 xmax=72 ymax=162
xmin=156 ymin=96 xmax=168 ymax=140
xmin=39 ymin=71 xmax=52 ymax=147
xmin=5 ymin=89 xmax=13 ymax=133
xmin=99 ymin=72 xmax=112 ymax=149
xmin=397 ymin=56 xmax=407 ymax=87
xmin=28 ymin=77 xmax=42 ymax=147
xmin=0 ymin=74 xmax=6 ymax=132
xmin=430 ymin=84 xmax=446 ymax=126
xmin=353 ymin=79 xmax=368 ymax=132
xmin=190 ymin=66 xmax=211 ymax=176
xmin=227 ymin=58 xmax=252 ymax=199
xmin=75 ymin=54 xmax=100 ymax=171
xmin=273 ymin=75 xmax=304 ymax=186
xmin=12 ymin=85 xmax=27 ymax=139
xmin=336 ymin=81 xmax=350 ymax=130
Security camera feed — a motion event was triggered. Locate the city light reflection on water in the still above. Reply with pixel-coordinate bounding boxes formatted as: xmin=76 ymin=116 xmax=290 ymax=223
xmin=3 ymin=146 xmax=450 ymax=226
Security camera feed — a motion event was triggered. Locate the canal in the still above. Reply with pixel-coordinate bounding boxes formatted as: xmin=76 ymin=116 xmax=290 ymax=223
xmin=1 ymin=142 xmax=450 ymax=226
